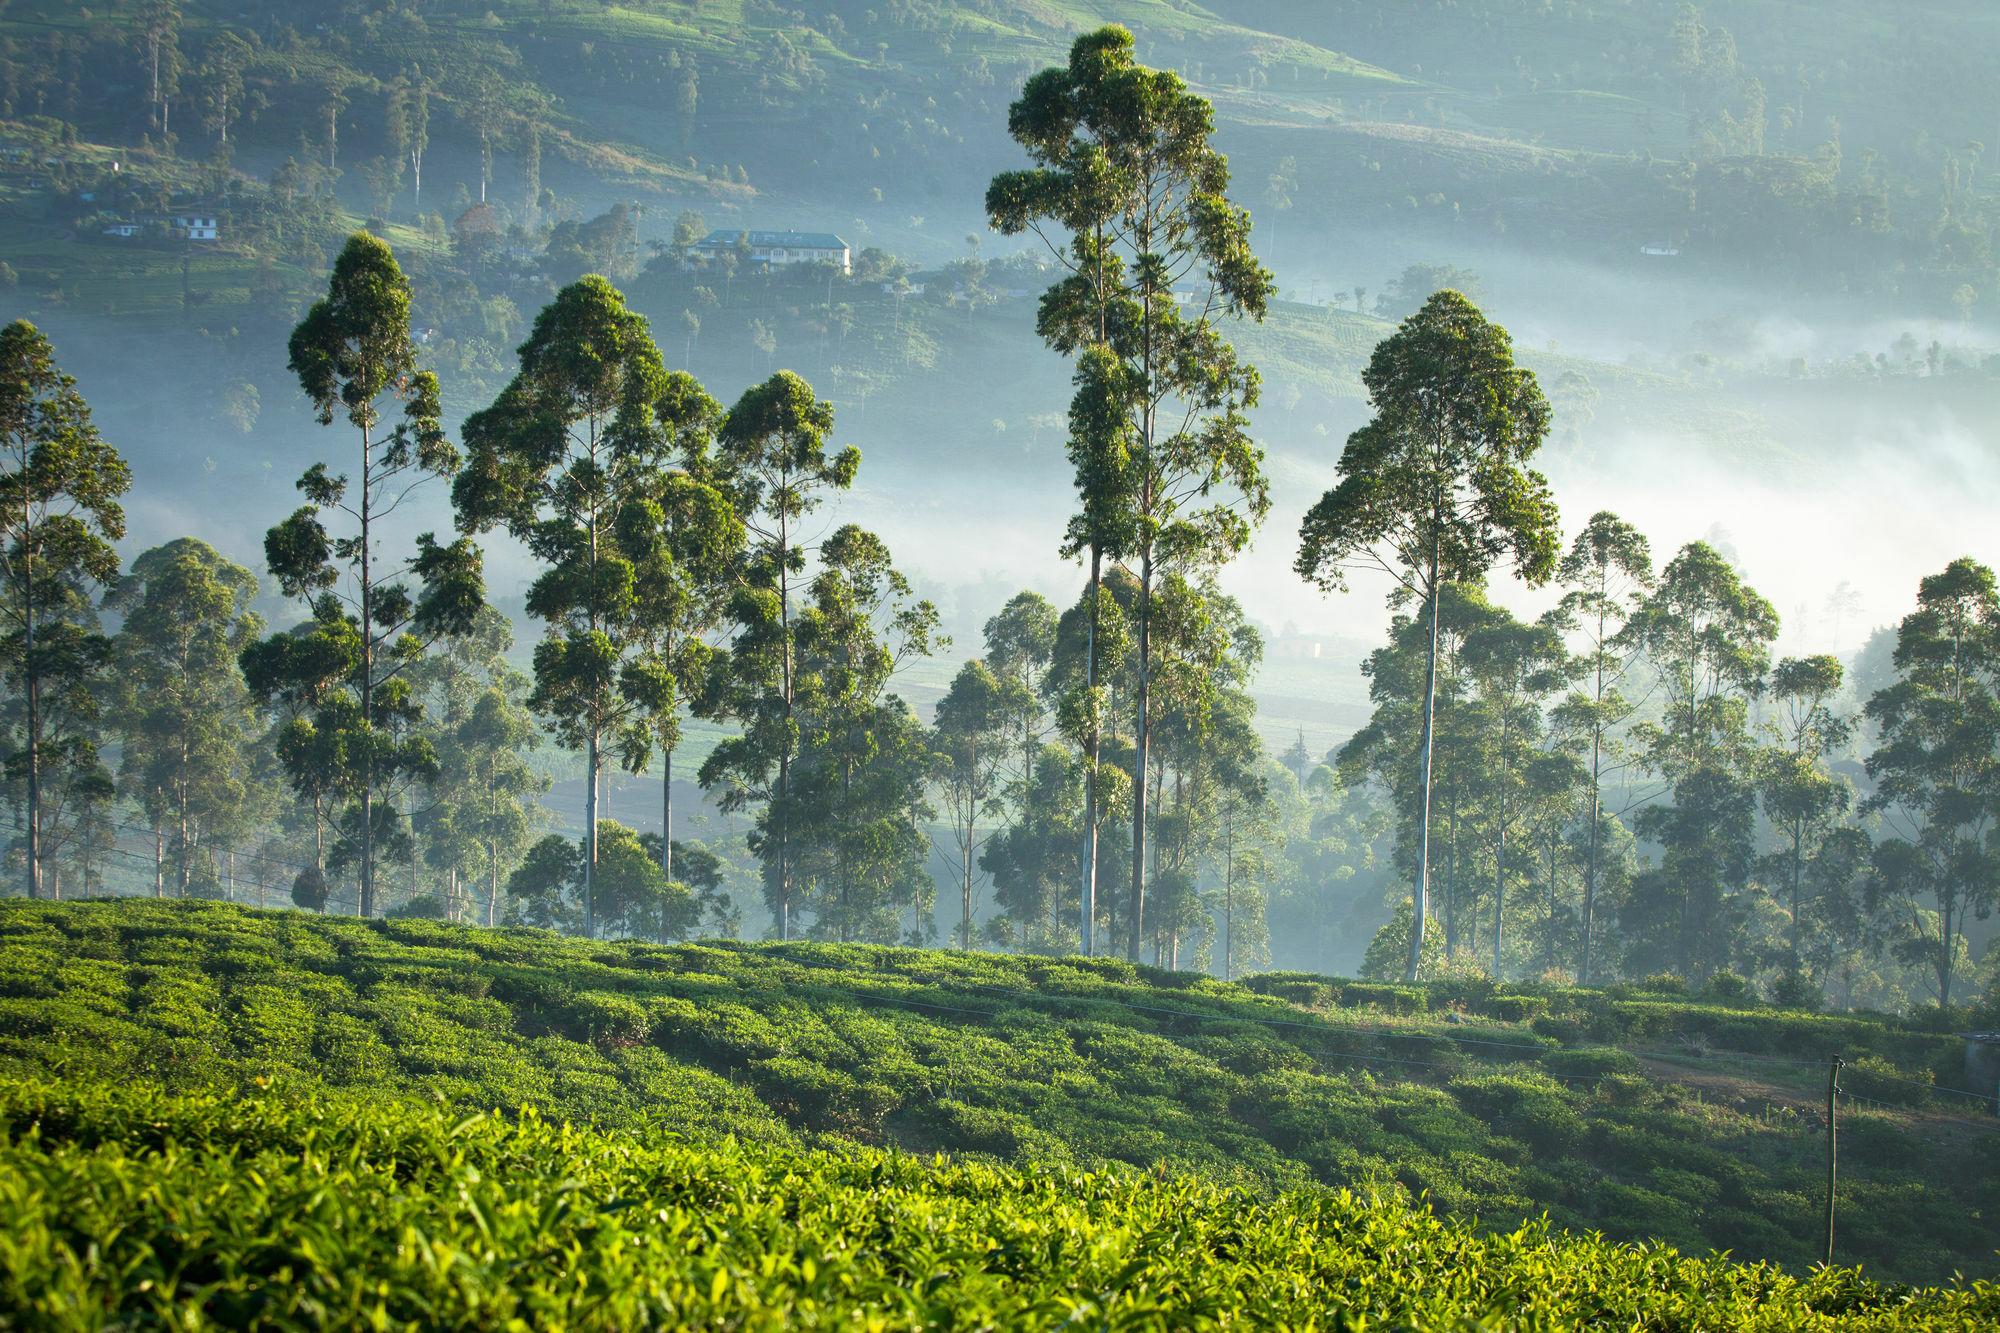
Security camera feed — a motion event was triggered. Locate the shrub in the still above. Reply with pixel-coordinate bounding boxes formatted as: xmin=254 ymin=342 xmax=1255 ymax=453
xmin=1477 ymin=994 xmax=1551 ymax=1024
xmin=1700 ymin=971 xmax=1754 ymax=1006
xmin=1838 ymin=1112 xmax=1931 ymax=1171
xmin=1769 ymin=968 xmax=1824 ymax=1011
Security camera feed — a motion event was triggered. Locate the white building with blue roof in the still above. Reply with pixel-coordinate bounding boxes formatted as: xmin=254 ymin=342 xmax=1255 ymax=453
xmin=688 ymin=229 xmax=850 ymax=274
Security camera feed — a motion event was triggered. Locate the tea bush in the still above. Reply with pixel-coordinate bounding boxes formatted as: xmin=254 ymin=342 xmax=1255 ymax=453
xmin=1 ymin=1074 xmax=1996 ymax=1331
xmin=0 ymin=899 xmax=1992 ymax=1286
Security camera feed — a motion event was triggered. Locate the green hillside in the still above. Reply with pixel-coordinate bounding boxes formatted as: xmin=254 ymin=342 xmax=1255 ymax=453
xmin=5 ymin=899 xmax=1998 ymax=1288
xmin=6 ymin=1072 xmax=1998 ymax=1331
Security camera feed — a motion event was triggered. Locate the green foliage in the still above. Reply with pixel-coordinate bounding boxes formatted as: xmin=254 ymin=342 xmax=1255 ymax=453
xmin=5 ymin=1072 xmax=1996 ymax=1331
xmin=0 ymin=899 xmax=1992 ymax=1288
xmin=0 ymin=319 xmax=130 ymax=900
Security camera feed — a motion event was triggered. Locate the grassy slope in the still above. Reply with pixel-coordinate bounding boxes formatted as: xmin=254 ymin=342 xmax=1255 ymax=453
xmin=11 ymin=1077 xmax=1997 ymax=1331
xmin=4 ymin=898 xmax=1996 ymax=1286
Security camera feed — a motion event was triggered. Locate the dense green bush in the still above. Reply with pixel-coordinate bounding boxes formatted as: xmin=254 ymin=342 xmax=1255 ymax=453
xmin=4 ymin=1074 xmax=1995 ymax=1331
xmin=0 ymin=899 xmax=1992 ymax=1286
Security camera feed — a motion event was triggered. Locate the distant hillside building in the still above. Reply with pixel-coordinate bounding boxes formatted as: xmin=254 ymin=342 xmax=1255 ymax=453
xmin=689 ymin=229 xmax=850 ymax=274
xmin=172 ymin=211 xmax=220 ymax=241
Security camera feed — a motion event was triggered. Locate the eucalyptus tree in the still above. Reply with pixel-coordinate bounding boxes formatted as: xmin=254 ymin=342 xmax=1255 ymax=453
xmin=983 ymin=750 xmax=1087 ymax=953
xmin=197 ymin=31 xmax=253 ymax=152
xmin=454 ymin=276 xmax=684 ymax=937
xmin=698 ymin=372 xmax=859 ymax=941
xmin=1297 ymin=292 xmax=1558 ymax=979
xmin=982 ymin=590 xmax=1058 ymax=793
xmin=136 ymin=0 xmax=181 ymax=137
xmin=989 ymin=25 xmax=1274 ymax=962
xmin=1759 ymin=654 xmax=1852 ymax=965
xmin=1548 ymin=512 xmax=1654 ymax=982
xmin=1213 ymin=770 xmax=1275 ymax=982
xmin=1462 ymin=612 xmax=1573 ymax=978
xmin=1861 ymin=558 xmax=2000 ymax=1007
xmin=0 ymin=320 xmax=129 ymax=898
xmin=1338 ymin=582 xmax=1502 ymax=957
xmin=1623 ymin=541 xmax=1777 ymax=979
xmin=613 ymin=377 xmax=743 ymax=886
xmin=935 ymin=659 xmax=1012 ymax=950
xmin=785 ymin=525 xmax=940 ymax=944
xmin=1145 ymin=575 xmax=1263 ymax=968
xmin=107 ymin=539 xmax=263 ymax=899
xmin=406 ymin=606 xmax=548 ymax=924
xmin=252 ymin=233 xmax=482 ymax=918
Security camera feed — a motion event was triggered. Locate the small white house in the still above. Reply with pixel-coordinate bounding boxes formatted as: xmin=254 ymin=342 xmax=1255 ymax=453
xmin=172 ymin=212 xmax=220 ymax=241
xmin=1639 ymin=241 xmax=1681 ymax=257
xmin=101 ymin=222 xmax=142 ymax=238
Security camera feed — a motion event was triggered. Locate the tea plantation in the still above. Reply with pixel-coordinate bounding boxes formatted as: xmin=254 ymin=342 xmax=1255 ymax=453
xmin=4 ymin=1074 xmax=1997 ymax=1332
xmin=1 ymin=898 xmax=1997 ymax=1313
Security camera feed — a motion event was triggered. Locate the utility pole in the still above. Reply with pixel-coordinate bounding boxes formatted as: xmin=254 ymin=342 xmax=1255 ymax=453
xmin=1823 ymin=1052 xmax=1844 ymax=1265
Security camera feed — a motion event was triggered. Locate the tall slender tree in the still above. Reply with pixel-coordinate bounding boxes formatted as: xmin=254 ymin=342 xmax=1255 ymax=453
xmin=989 ymin=24 xmax=1274 ymax=963
xmin=1759 ymin=654 xmax=1852 ymax=966
xmin=454 ymin=276 xmax=682 ymax=938
xmin=787 ymin=526 xmax=940 ymax=943
xmin=1862 ymin=558 xmax=2000 ymax=1007
xmin=935 ymin=659 xmax=1012 ymax=950
xmin=254 ymin=233 xmax=482 ymax=917
xmin=1623 ymin=541 xmax=1777 ymax=979
xmin=0 ymin=321 xmax=129 ymax=899
xmin=613 ymin=378 xmax=743 ymax=887
xmin=1296 ymin=292 xmax=1558 ymax=980
xmin=1549 ymin=512 xmax=1653 ymax=983
xmin=699 ymin=372 xmax=859 ymax=941
xmin=1463 ymin=612 xmax=1572 ymax=978
xmin=136 ymin=0 xmax=181 ymax=137
xmin=107 ymin=539 xmax=263 ymax=899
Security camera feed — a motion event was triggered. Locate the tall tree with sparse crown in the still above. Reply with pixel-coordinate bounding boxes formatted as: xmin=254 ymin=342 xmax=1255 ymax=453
xmin=0 ymin=321 xmax=130 ymax=899
xmin=989 ymin=24 xmax=1274 ymax=963
xmin=248 ymin=233 xmax=483 ymax=918
xmin=1296 ymin=291 xmax=1557 ymax=981
xmin=699 ymin=371 xmax=860 ymax=942
xmin=454 ymin=275 xmax=692 ymax=939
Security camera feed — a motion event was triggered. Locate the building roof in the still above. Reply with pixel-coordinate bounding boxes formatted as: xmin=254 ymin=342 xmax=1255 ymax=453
xmin=696 ymin=229 xmax=849 ymax=250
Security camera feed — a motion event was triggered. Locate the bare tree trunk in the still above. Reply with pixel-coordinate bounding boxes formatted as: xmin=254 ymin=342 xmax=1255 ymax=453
xmin=1081 ymin=548 xmax=1100 ymax=955
xmin=1493 ymin=719 xmax=1509 ymax=980
xmin=1408 ymin=551 xmax=1442 ymax=983
xmin=360 ymin=420 xmax=375 ymax=918
xmin=661 ymin=745 xmax=674 ymax=883
xmin=1127 ymin=543 xmax=1151 ymax=962
xmin=584 ymin=739 xmax=599 ymax=937
xmin=23 ymin=488 xmax=38 ymax=899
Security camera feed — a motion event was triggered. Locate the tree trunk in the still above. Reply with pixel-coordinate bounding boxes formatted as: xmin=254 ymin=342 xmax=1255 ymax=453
xmin=1081 ymin=547 xmax=1100 ymax=955
xmin=23 ymin=487 xmax=38 ymax=899
xmin=584 ymin=736 xmax=599 ymax=937
xmin=661 ymin=746 xmax=673 ymax=883
xmin=1493 ymin=727 xmax=1508 ymax=980
xmin=1408 ymin=569 xmax=1442 ymax=983
xmin=1127 ymin=544 xmax=1152 ymax=962
xmin=359 ymin=417 xmax=375 ymax=919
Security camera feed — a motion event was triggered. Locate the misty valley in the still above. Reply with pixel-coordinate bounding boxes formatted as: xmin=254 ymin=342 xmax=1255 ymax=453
xmin=2 ymin=2 xmax=2000 ymax=1328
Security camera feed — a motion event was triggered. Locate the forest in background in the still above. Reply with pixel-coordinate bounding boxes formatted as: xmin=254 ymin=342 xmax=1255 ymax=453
xmin=0 ymin=1 xmax=1996 ymax=1022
